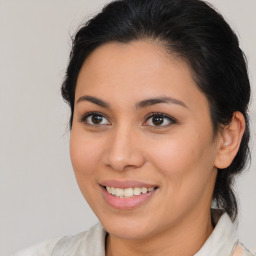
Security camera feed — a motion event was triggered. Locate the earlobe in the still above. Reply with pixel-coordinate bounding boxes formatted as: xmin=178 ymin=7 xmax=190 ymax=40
xmin=214 ymin=112 xmax=245 ymax=169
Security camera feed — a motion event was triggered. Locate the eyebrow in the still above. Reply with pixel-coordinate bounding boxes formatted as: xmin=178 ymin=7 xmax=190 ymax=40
xmin=76 ymin=95 xmax=110 ymax=108
xmin=76 ymin=95 xmax=188 ymax=109
xmin=136 ymin=96 xmax=188 ymax=109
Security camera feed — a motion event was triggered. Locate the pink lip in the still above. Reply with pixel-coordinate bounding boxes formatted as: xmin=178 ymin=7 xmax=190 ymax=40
xmin=99 ymin=180 xmax=158 ymax=210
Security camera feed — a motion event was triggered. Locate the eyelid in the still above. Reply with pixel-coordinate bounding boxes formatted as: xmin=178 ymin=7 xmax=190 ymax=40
xmin=79 ymin=111 xmax=111 ymax=125
xmin=79 ymin=111 xmax=176 ymax=128
xmin=143 ymin=112 xmax=177 ymax=127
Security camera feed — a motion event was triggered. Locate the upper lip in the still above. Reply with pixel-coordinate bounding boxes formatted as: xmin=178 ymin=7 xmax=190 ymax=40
xmin=100 ymin=180 xmax=158 ymax=189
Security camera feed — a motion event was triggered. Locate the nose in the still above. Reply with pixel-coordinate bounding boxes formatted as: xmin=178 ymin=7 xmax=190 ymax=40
xmin=103 ymin=125 xmax=145 ymax=172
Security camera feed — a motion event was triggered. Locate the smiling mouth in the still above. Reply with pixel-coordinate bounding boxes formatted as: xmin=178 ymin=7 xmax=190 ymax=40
xmin=103 ymin=186 xmax=157 ymax=198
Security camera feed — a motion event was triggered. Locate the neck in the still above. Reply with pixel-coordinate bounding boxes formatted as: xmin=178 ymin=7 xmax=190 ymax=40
xmin=106 ymin=208 xmax=213 ymax=256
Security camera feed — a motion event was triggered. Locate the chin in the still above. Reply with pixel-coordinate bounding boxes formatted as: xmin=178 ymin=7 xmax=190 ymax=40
xmin=99 ymin=215 xmax=157 ymax=240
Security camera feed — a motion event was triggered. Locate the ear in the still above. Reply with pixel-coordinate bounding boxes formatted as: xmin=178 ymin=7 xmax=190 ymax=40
xmin=214 ymin=111 xmax=245 ymax=169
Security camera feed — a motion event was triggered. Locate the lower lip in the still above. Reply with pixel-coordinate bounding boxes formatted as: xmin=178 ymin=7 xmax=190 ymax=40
xmin=100 ymin=186 xmax=157 ymax=210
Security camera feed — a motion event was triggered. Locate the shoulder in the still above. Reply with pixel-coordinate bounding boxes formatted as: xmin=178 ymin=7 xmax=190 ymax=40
xmin=232 ymin=242 xmax=256 ymax=256
xmin=12 ymin=223 xmax=106 ymax=256
xmin=12 ymin=237 xmax=64 ymax=256
xmin=195 ymin=210 xmax=255 ymax=256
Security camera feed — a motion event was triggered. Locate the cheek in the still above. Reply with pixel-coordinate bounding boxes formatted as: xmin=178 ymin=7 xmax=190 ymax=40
xmin=147 ymin=135 xmax=217 ymax=216
xmin=70 ymin=128 xmax=102 ymax=180
xmin=148 ymin=137 xmax=198 ymax=173
xmin=69 ymin=128 xmax=106 ymax=210
xmin=147 ymin=132 xmax=216 ymax=187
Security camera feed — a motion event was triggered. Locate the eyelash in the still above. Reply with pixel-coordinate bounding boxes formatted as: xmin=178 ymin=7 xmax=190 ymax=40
xmin=79 ymin=111 xmax=176 ymax=128
xmin=143 ymin=112 xmax=177 ymax=128
xmin=80 ymin=112 xmax=111 ymax=126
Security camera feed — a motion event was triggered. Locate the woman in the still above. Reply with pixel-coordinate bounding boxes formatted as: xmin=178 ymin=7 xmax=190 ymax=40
xmin=15 ymin=0 xmax=254 ymax=255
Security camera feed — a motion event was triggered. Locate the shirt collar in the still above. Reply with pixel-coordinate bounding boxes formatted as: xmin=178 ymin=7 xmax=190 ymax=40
xmin=86 ymin=209 xmax=238 ymax=256
xmin=195 ymin=209 xmax=238 ymax=256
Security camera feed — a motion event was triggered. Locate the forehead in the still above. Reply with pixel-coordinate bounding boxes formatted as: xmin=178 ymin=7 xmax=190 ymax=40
xmin=78 ymin=40 xmax=186 ymax=81
xmin=75 ymin=40 xmax=209 ymax=111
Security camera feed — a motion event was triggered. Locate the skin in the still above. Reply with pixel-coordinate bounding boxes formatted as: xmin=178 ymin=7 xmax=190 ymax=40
xmin=70 ymin=40 xmax=245 ymax=256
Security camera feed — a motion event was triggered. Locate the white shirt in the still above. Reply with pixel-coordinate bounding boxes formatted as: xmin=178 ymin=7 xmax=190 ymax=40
xmin=13 ymin=210 xmax=255 ymax=256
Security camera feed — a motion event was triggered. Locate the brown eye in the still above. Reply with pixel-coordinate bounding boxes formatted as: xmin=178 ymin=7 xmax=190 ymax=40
xmin=81 ymin=112 xmax=111 ymax=125
xmin=143 ymin=113 xmax=176 ymax=127
xmin=152 ymin=115 xmax=164 ymax=126
xmin=91 ymin=114 xmax=104 ymax=124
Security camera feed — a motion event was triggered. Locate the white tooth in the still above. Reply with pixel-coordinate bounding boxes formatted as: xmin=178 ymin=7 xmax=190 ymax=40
xmin=115 ymin=188 xmax=124 ymax=197
xmin=141 ymin=187 xmax=147 ymax=194
xmin=134 ymin=187 xmax=142 ymax=195
xmin=106 ymin=186 xmax=155 ymax=197
xmin=124 ymin=188 xmax=133 ymax=197
xmin=110 ymin=187 xmax=116 ymax=195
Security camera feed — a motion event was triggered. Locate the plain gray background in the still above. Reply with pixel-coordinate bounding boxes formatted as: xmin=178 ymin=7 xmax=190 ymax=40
xmin=0 ymin=0 xmax=255 ymax=255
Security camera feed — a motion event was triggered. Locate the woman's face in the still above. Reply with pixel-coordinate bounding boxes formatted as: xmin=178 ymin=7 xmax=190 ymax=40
xmin=70 ymin=40 xmax=219 ymax=240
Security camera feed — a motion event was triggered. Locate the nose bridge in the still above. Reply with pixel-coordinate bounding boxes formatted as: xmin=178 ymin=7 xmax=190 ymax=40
xmin=105 ymin=122 xmax=144 ymax=171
